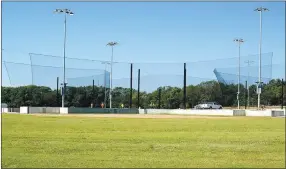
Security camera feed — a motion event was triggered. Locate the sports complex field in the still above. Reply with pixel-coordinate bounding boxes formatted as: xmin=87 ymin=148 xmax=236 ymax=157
xmin=1 ymin=113 xmax=285 ymax=168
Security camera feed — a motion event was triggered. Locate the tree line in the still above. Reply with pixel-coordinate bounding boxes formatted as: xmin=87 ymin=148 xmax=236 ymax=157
xmin=1 ymin=79 xmax=285 ymax=109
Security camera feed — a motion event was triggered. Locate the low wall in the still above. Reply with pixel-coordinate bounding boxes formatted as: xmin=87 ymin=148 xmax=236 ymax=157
xmin=19 ymin=106 xmax=285 ymax=117
xmin=10 ymin=108 xmax=20 ymax=113
xmin=139 ymin=109 xmax=234 ymax=116
xmin=140 ymin=109 xmax=285 ymax=117
xmin=19 ymin=107 xmax=138 ymax=114
xmin=271 ymin=109 xmax=285 ymax=117
xmin=29 ymin=107 xmax=60 ymax=114
xmin=1 ymin=108 xmax=20 ymax=113
xmin=1 ymin=108 xmax=9 ymax=113
xmin=67 ymin=108 xmax=139 ymax=114
xmin=233 ymin=110 xmax=246 ymax=116
xmin=245 ymin=110 xmax=272 ymax=117
xmin=20 ymin=107 xmax=29 ymax=114
xmin=29 ymin=107 xmax=44 ymax=114
xmin=20 ymin=107 xmax=61 ymax=114
xmin=60 ymin=107 xmax=68 ymax=114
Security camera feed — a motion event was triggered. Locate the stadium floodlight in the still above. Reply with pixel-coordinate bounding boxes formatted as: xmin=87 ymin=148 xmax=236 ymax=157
xmin=106 ymin=42 xmax=118 ymax=109
xmin=255 ymin=7 xmax=269 ymax=109
xmin=234 ymin=38 xmax=244 ymax=109
xmin=53 ymin=8 xmax=74 ymax=108
xmin=244 ymin=60 xmax=255 ymax=107
xmin=54 ymin=9 xmax=74 ymax=15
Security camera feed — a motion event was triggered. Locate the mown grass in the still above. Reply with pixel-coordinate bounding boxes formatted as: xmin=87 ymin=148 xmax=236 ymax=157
xmin=1 ymin=114 xmax=285 ymax=168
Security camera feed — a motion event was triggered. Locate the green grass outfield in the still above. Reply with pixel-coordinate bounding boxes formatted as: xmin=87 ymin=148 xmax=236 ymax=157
xmin=2 ymin=113 xmax=285 ymax=168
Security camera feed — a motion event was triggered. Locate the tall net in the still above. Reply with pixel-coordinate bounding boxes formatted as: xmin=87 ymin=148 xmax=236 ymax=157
xmin=29 ymin=53 xmax=110 ymax=89
xmin=131 ymin=62 xmax=183 ymax=108
xmin=2 ymin=51 xmax=278 ymax=108
xmin=3 ymin=61 xmax=32 ymax=86
xmin=212 ymin=52 xmax=273 ymax=85
xmin=271 ymin=63 xmax=285 ymax=79
xmin=112 ymin=62 xmax=132 ymax=88
xmin=132 ymin=62 xmax=183 ymax=92
xmin=184 ymin=52 xmax=273 ymax=108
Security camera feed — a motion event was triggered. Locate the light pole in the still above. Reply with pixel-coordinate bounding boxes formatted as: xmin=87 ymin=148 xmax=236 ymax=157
xmin=244 ymin=60 xmax=255 ymax=107
xmin=234 ymin=38 xmax=244 ymax=109
xmin=255 ymin=7 xmax=269 ymax=109
xmin=54 ymin=9 xmax=74 ymax=108
xmin=106 ymin=42 xmax=118 ymax=108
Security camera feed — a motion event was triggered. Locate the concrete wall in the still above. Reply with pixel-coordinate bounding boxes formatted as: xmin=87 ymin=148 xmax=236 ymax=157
xmin=233 ymin=110 xmax=246 ymax=116
xmin=9 ymin=108 xmax=20 ymax=113
xmin=45 ymin=107 xmax=60 ymax=114
xmin=20 ymin=107 xmax=61 ymax=114
xmin=140 ymin=109 xmax=285 ymax=117
xmin=28 ymin=107 xmax=44 ymax=114
xmin=20 ymin=107 xmax=29 ymax=114
xmin=1 ymin=108 xmax=9 ymax=113
xmin=19 ymin=106 xmax=285 ymax=117
xmin=271 ymin=109 xmax=285 ymax=117
xmin=139 ymin=109 xmax=234 ymax=116
xmin=189 ymin=109 xmax=234 ymax=116
xmin=2 ymin=108 xmax=20 ymax=113
xmin=60 ymin=108 xmax=68 ymax=114
xmin=19 ymin=107 xmax=138 ymax=114
xmin=245 ymin=110 xmax=272 ymax=117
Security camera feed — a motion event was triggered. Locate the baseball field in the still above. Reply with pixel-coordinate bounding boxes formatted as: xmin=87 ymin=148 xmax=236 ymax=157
xmin=1 ymin=113 xmax=285 ymax=168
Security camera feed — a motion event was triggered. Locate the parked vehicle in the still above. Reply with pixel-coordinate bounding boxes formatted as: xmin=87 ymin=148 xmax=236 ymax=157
xmin=195 ymin=102 xmax=222 ymax=109
xmin=194 ymin=103 xmax=203 ymax=109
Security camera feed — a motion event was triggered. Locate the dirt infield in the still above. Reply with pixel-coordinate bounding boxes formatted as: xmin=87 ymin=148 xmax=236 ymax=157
xmin=28 ymin=113 xmax=239 ymax=119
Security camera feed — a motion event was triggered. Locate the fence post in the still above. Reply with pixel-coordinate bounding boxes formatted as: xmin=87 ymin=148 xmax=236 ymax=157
xmin=57 ymin=77 xmax=59 ymax=107
xmin=64 ymin=83 xmax=67 ymax=106
xmin=130 ymin=63 xmax=133 ymax=108
xmin=245 ymin=81 xmax=247 ymax=109
xmin=93 ymin=79 xmax=95 ymax=106
xmin=282 ymin=78 xmax=284 ymax=109
xmin=104 ymin=69 xmax=107 ymax=108
xmin=29 ymin=53 xmax=34 ymax=85
xmin=183 ymin=63 xmax=187 ymax=109
xmin=137 ymin=69 xmax=140 ymax=108
xmin=158 ymin=88 xmax=161 ymax=109
xmin=61 ymin=86 xmax=64 ymax=107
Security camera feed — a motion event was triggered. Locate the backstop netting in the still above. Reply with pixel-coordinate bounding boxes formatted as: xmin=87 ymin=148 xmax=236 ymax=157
xmin=2 ymin=61 xmax=32 ymax=86
xmin=131 ymin=62 xmax=183 ymax=108
xmin=212 ymin=52 xmax=273 ymax=86
xmin=2 ymin=51 xmax=277 ymax=108
xmin=29 ymin=53 xmax=110 ymax=89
